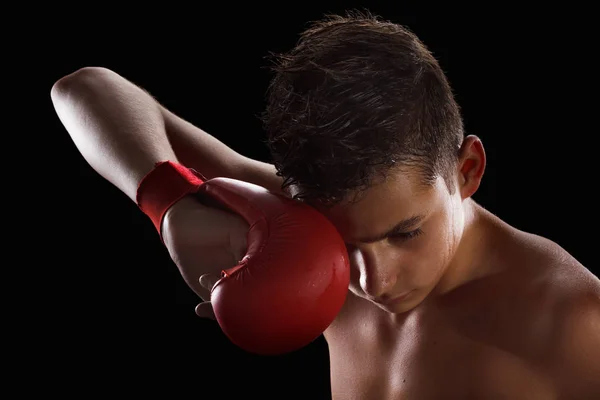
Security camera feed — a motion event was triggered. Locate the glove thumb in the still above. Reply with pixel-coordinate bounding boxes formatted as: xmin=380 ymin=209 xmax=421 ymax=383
xmin=195 ymin=301 xmax=216 ymax=320
xmin=199 ymin=273 xmax=219 ymax=291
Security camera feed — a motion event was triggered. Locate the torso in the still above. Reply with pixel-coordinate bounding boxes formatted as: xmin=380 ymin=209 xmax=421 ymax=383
xmin=324 ymin=224 xmax=591 ymax=399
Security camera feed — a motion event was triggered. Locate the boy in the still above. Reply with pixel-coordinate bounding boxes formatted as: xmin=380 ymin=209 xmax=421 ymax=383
xmin=51 ymin=11 xmax=599 ymax=399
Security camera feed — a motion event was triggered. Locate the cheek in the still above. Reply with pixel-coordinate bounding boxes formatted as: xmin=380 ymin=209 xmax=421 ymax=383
xmin=416 ymin=235 xmax=447 ymax=275
xmin=410 ymin=220 xmax=457 ymax=282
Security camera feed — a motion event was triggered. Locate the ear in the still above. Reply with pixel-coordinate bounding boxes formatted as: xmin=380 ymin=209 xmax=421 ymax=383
xmin=457 ymin=135 xmax=486 ymax=199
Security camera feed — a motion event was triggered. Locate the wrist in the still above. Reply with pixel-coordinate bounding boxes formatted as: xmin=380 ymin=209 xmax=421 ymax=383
xmin=136 ymin=161 xmax=205 ymax=240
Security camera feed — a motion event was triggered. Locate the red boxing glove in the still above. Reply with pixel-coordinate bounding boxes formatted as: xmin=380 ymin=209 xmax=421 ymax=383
xmin=137 ymin=161 xmax=350 ymax=355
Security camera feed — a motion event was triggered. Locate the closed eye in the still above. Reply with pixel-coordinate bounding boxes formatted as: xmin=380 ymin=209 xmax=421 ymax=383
xmin=390 ymin=228 xmax=423 ymax=241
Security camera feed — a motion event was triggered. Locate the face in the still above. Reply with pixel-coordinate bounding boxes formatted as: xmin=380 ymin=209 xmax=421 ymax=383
xmin=313 ymin=168 xmax=467 ymax=314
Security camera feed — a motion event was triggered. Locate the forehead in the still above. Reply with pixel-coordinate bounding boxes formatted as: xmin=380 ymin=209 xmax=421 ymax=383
xmin=315 ymin=171 xmax=441 ymax=240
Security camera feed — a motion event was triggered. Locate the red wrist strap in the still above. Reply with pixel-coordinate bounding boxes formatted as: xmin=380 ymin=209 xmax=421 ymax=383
xmin=136 ymin=161 xmax=205 ymax=238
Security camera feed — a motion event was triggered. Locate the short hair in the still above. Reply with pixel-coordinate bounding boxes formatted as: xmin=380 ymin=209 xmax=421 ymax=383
xmin=262 ymin=10 xmax=464 ymax=205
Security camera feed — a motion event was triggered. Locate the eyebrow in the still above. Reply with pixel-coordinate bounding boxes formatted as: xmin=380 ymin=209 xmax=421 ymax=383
xmin=357 ymin=214 xmax=426 ymax=243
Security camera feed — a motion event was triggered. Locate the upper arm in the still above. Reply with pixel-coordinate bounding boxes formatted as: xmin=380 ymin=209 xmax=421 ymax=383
xmin=549 ymin=282 xmax=600 ymax=398
xmin=159 ymin=106 xmax=286 ymax=196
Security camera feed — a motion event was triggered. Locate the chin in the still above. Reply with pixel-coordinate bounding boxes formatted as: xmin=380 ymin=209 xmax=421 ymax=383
xmin=384 ymin=300 xmax=420 ymax=314
xmin=373 ymin=290 xmax=422 ymax=314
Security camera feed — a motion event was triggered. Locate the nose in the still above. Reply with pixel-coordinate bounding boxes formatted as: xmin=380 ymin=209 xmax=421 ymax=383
xmin=350 ymin=246 xmax=399 ymax=301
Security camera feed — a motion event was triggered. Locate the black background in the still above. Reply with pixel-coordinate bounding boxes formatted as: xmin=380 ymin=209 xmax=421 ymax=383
xmin=39 ymin=3 xmax=596 ymax=398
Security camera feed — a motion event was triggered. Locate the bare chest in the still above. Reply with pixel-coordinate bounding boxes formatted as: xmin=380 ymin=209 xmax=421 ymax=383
xmin=325 ymin=307 xmax=555 ymax=399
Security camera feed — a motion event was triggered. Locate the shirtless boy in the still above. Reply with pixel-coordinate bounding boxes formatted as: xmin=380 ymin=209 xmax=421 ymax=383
xmin=51 ymin=12 xmax=600 ymax=399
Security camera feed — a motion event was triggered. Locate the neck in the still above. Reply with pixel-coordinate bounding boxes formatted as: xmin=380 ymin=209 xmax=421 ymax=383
xmin=430 ymin=199 xmax=500 ymax=296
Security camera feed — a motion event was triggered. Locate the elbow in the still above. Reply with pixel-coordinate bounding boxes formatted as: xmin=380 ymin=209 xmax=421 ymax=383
xmin=51 ymin=66 xmax=113 ymax=101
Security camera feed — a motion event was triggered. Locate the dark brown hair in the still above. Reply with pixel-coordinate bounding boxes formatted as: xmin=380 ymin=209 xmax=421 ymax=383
xmin=262 ymin=10 xmax=464 ymax=205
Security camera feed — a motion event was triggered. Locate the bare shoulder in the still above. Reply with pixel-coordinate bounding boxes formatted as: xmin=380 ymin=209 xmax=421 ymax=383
xmin=516 ymin=231 xmax=598 ymax=296
xmin=513 ymin=232 xmax=600 ymax=397
xmin=453 ymin=217 xmax=599 ymax=397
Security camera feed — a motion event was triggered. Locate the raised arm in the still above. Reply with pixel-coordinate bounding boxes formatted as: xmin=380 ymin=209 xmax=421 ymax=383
xmin=50 ymin=66 xmax=283 ymax=202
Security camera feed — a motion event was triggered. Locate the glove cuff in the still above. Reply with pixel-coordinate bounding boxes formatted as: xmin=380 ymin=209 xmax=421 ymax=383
xmin=136 ymin=160 xmax=205 ymax=238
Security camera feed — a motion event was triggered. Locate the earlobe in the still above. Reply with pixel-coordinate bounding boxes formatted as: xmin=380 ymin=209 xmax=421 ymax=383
xmin=458 ymin=135 xmax=486 ymax=199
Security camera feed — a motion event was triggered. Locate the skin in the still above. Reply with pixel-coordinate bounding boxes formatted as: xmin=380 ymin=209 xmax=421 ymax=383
xmin=52 ymin=68 xmax=600 ymax=399
xmin=313 ymin=135 xmax=488 ymax=315
xmin=312 ymin=136 xmax=600 ymax=399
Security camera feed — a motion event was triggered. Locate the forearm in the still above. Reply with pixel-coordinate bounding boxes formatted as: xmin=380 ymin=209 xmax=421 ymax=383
xmin=51 ymin=66 xmax=285 ymax=203
xmin=159 ymin=105 xmax=283 ymax=193
xmin=51 ymin=67 xmax=176 ymax=202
